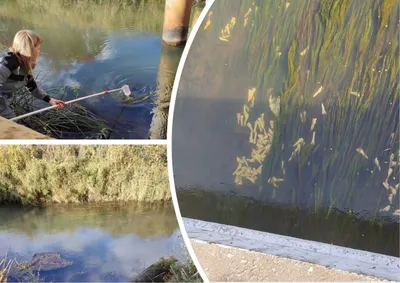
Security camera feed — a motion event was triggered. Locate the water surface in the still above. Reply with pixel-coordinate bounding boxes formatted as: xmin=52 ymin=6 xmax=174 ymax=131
xmin=0 ymin=0 xmax=182 ymax=139
xmin=0 ymin=202 xmax=187 ymax=282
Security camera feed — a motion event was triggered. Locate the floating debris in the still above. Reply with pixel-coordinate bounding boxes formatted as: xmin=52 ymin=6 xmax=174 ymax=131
xmin=248 ymin=88 xmax=256 ymax=107
xmin=387 ymin=168 xmax=393 ymax=182
xmin=219 ymin=17 xmax=236 ymax=42
xmin=311 ymin=131 xmax=316 ymax=145
xmin=374 ymin=158 xmax=382 ymax=171
xmin=313 ymin=86 xmax=324 ymax=97
xmin=393 ymin=209 xmax=400 ymax=216
xmin=300 ymin=111 xmax=307 ymax=123
xmin=310 ymin=118 xmax=317 ymax=131
xmin=294 ymin=138 xmax=305 ymax=148
xmin=281 ymin=160 xmax=286 ymax=175
xmin=204 ymin=12 xmax=212 ymax=30
xmin=237 ymin=112 xmax=243 ymax=125
xmin=390 ymin=185 xmax=397 ymax=196
xmin=300 ymin=46 xmax=309 ymax=56
xmin=244 ymin=8 xmax=252 ymax=27
xmin=321 ymin=103 xmax=327 ymax=115
xmin=247 ymin=123 xmax=255 ymax=143
xmin=233 ymin=111 xmax=273 ymax=185
xmin=269 ymin=94 xmax=280 ymax=117
xmin=380 ymin=205 xmax=391 ymax=212
xmin=389 ymin=133 xmax=395 ymax=145
xmin=268 ymin=176 xmax=284 ymax=188
xmin=350 ymin=91 xmax=360 ymax=97
xmin=389 ymin=153 xmax=397 ymax=167
xmin=383 ymin=182 xmax=390 ymax=190
xmin=356 ymin=148 xmax=368 ymax=159
xmin=289 ymin=138 xmax=305 ymax=162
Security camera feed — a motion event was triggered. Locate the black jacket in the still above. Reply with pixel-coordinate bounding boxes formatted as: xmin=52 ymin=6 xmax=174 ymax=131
xmin=0 ymin=51 xmax=51 ymax=102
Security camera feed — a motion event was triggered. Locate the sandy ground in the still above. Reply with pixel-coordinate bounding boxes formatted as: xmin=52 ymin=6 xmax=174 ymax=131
xmin=0 ymin=117 xmax=52 ymax=139
xmin=191 ymin=239 xmax=389 ymax=282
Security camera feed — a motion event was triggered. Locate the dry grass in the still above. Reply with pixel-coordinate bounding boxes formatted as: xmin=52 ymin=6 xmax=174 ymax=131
xmin=0 ymin=145 xmax=170 ymax=205
xmin=0 ymin=257 xmax=11 ymax=283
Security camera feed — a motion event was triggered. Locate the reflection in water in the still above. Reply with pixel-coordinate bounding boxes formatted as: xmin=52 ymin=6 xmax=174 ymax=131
xmin=177 ymin=189 xmax=399 ymax=257
xmin=0 ymin=203 xmax=186 ymax=282
xmin=149 ymin=44 xmax=183 ymax=139
xmin=0 ymin=0 xmax=181 ymax=139
xmin=172 ymin=0 xmax=399 ymax=256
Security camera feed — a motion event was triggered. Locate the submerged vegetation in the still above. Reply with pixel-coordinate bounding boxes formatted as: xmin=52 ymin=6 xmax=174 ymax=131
xmin=188 ymin=0 xmax=399 ymax=222
xmin=11 ymin=88 xmax=112 ymax=139
xmin=132 ymin=257 xmax=202 ymax=282
xmin=0 ymin=255 xmax=202 ymax=283
xmin=0 ymin=145 xmax=170 ymax=205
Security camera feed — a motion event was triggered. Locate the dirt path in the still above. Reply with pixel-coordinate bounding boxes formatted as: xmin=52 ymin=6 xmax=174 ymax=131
xmin=191 ymin=240 xmax=388 ymax=282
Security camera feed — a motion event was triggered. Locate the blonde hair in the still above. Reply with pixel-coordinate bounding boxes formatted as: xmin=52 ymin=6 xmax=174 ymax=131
xmin=9 ymin=29 xmax=43 ymax=73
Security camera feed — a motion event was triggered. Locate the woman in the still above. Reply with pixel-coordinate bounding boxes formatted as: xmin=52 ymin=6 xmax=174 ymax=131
xmin=0 ymin=29 xmax=65 ymax=119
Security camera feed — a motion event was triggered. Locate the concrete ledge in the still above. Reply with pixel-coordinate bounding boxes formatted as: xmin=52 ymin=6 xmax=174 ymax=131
xmin=0 ymin=117 xmax=52 ymax=140
xmin=183 ymin=218 xmax=400 ymax=281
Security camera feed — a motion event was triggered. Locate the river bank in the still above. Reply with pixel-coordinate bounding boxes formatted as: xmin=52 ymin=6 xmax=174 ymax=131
xmin=0 ymin=254 xmax=202 ymax=283
xmin=0 ymin=145 xmax=170 ymax=205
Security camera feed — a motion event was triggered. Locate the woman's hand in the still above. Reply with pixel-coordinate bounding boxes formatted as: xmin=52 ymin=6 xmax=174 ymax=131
xmin=49 ymin=98 xmax=65 ymax=110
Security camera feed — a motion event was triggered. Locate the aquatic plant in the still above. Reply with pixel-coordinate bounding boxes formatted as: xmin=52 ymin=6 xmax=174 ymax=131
xmin=189 ymin=0 xmax=399 ymax=222
xmin=10 ymin=87 xmax=112 ymax=139
xmin=132 ymin=257 xmax=202 ymax=283
xmin=168 ymin=260 xmax=202 ymax=283
xmin=0 ymin=257 xmax=11 ymax=283
xmin=0 ymin=145 xmax=170 ymax=205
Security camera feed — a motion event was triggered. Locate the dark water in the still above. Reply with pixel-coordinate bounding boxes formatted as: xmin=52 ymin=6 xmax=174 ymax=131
xmin=172 ymin=0 xmax=399 ymax=256
xmin=0 ymin=0 xmax=182 ymax=139
xmin=0 ymin=203 xmax=188 ymax=282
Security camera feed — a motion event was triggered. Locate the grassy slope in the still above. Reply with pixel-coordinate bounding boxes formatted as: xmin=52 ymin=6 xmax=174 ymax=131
xmin=0 ymin=145 xmax=170 ymax=205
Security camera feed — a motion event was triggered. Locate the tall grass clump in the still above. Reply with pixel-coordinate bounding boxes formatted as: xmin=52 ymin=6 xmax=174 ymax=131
xmin=10 ymin=88 xmax=112 ymax=139
xmin=0 ymin=145 xmax=170 ymax=205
